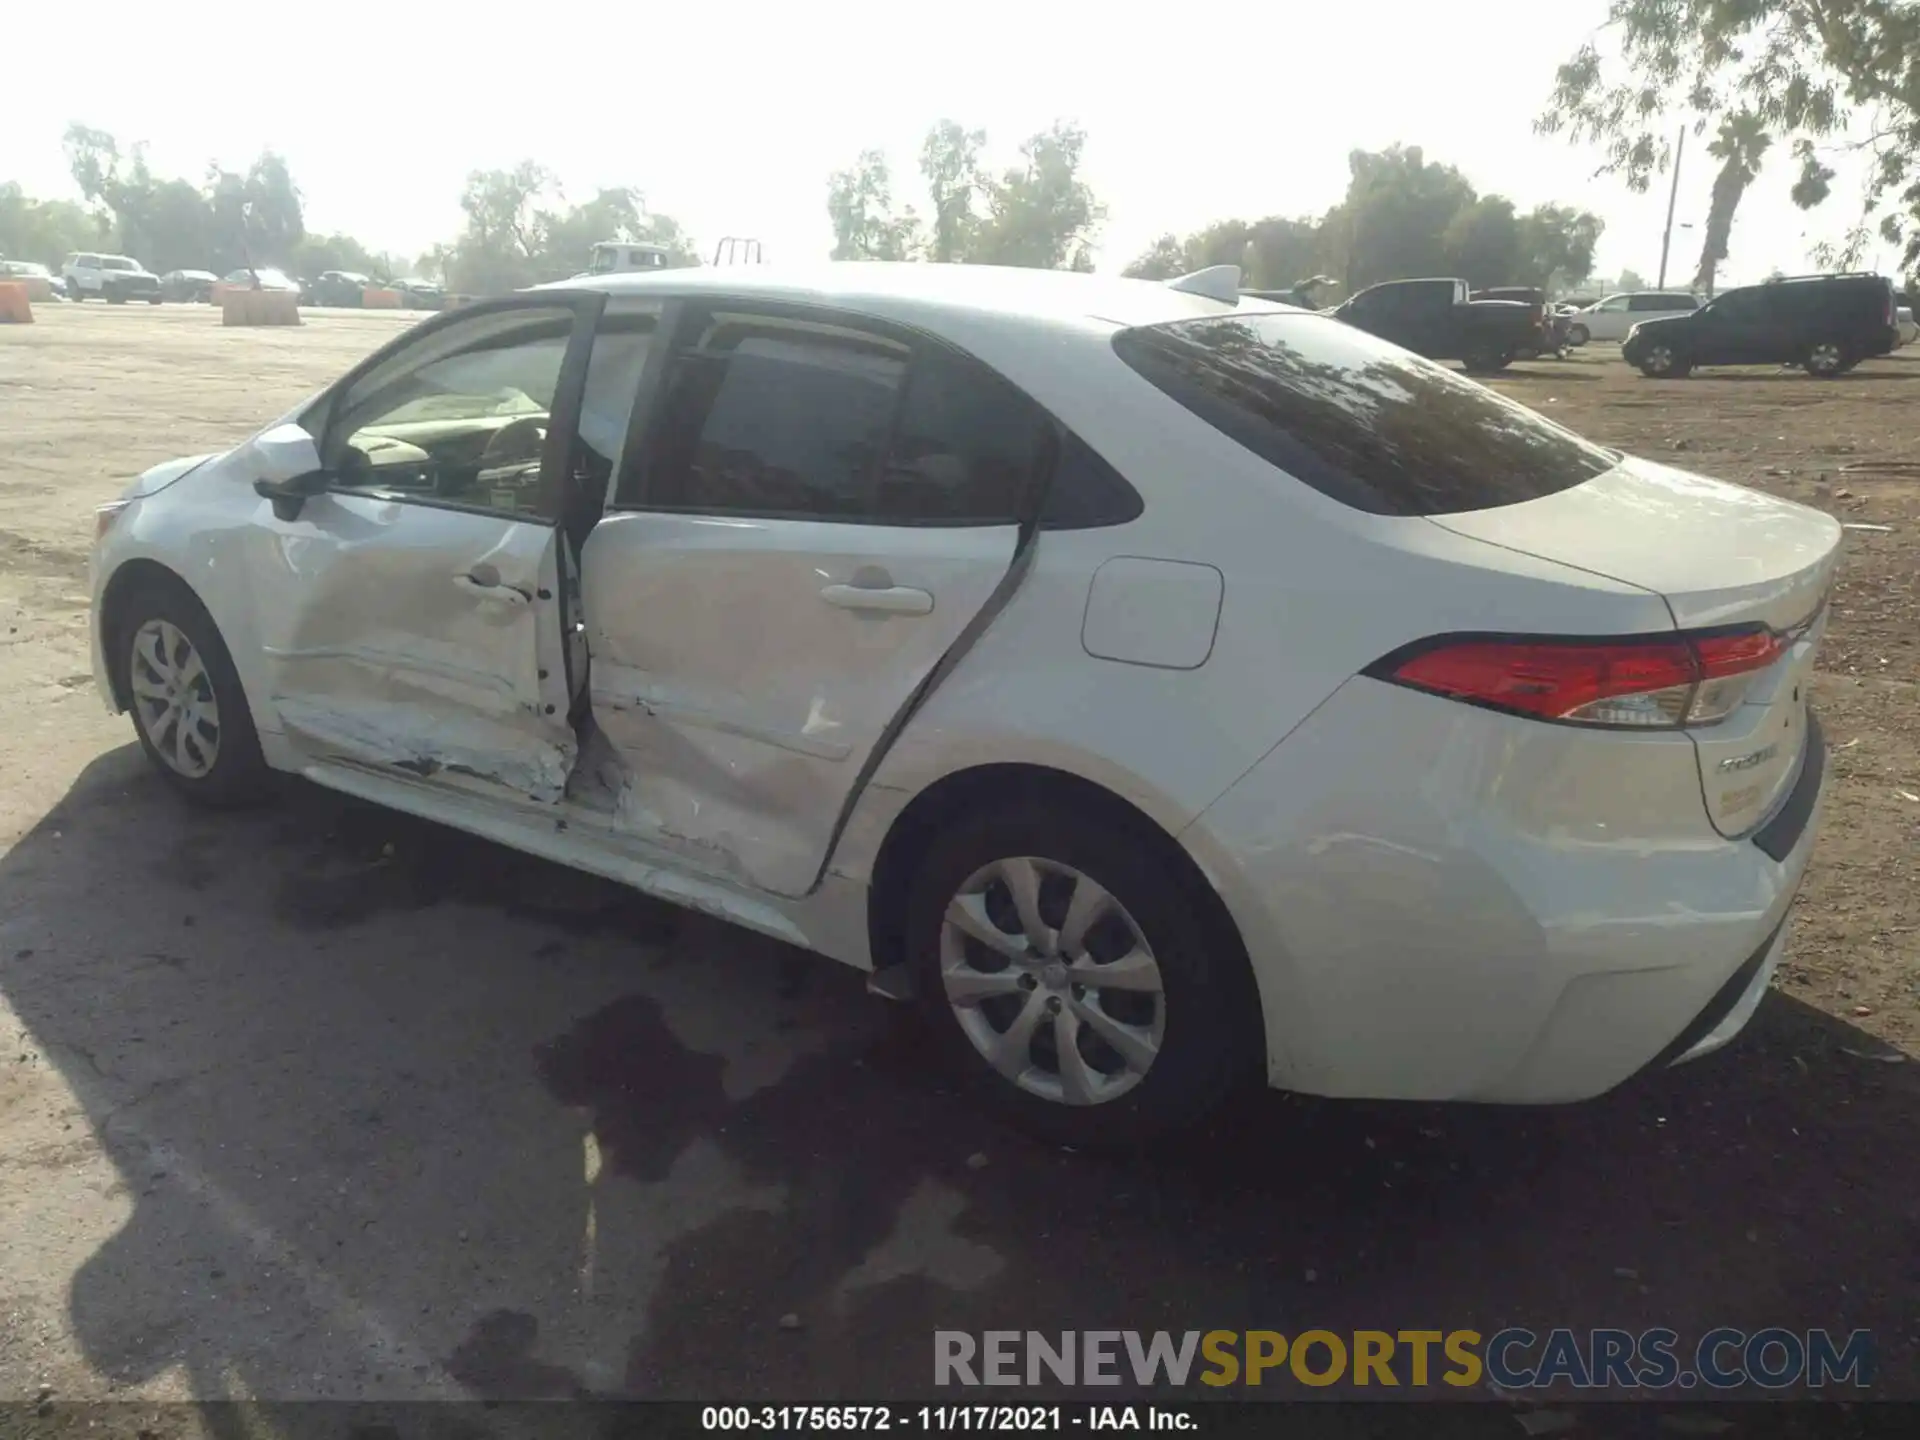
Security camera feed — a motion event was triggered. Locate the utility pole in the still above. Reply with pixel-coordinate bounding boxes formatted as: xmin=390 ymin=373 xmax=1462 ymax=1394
xmin=1656 ymin=125 xmax=1686 ymax=289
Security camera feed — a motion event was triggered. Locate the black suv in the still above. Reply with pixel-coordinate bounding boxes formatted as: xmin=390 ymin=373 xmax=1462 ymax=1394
xmin=1623 ymin=272 xmax=1898 ymax=378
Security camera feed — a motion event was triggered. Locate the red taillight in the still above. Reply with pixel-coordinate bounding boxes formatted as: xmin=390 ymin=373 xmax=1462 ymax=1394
xmin=1378 ymin=627 xmax=1785 ymax=729
xmin=1692 ymin=628 xmax=1784 ymax=678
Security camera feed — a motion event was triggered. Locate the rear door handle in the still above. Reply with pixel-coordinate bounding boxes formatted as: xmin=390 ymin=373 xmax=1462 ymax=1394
xmin=819 ymin=583 xmax=934 ymax=616
xmin=453 ymin=571 xmax=531 ymax=606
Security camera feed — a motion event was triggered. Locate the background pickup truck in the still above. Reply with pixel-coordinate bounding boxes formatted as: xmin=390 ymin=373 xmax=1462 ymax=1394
xmin=1472 ymin=285 xmax=1566 ymax=358
xmin=1328 ymin=277 xmax=1535 ymax=371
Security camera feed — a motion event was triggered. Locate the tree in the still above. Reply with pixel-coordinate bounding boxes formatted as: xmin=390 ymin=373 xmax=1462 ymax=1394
xmin=61 ymin=124 xmax=307 ymax=271
xmin=1616 ymin=266 xmax=1648 ymax=291
xmin=206 ymin=151 xmax=305 ymax=273
xmin=441 ymin=161 xmax=556 ymax=294
xmin=1442 ymin=196 xmax=1522 ymax=289
xmin=1537 ymin=0 xmax=1920 ymax=269
xmin=825 ymin=151 xmax=920 ymax=260
xmin=1243 ymin=216 xmax=1328 ymax=289
xmin=0 ymin=183 xmax=97 ymax=264
xmin=439 ymin=164 xmax=698 ymax=294
xmin=1515 ymin=203 xmax=1604 ymax=289
xmin=1693 ymin=112 xmax=1774 ymax=292
xmin=62 ymin=124 xmax=122 ymax=215
xmin=921 ymin=120 xmax=986 ymax=263
xmin=1122 ymin=234 xmax=1187 ymax=279
xmin=291 ymin=231 xmax=394 ymax=279
xmin=826 ymin=119 xmax=1105 ymax=272
xmin=1336 ymin=145 xmax=1478 ymax=288
xmin=1123 ymin=215 xmax=1332 ymax=289
xmin=968 ymin=121 xmax=1106 ymax=269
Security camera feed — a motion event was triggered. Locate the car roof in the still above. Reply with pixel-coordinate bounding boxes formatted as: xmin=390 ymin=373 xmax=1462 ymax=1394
xmin=553 ymin=262 xmax=1277 ymax=332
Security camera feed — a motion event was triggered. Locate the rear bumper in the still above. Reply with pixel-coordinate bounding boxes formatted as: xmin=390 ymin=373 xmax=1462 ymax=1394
xmin=1184 ymin=680 xmax=1827 ymax=1104
xmin=1650 ymin=709 xmax=1823 ymax=1069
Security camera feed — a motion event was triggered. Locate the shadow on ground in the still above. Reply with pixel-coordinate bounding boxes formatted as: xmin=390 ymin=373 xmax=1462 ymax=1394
xmin=1 ymin=748 xmax=1914 ymax=1423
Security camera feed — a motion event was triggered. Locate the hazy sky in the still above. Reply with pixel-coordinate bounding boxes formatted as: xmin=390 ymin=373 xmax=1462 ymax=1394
xmin=2 ymin=0 xmax=1901 ymax=285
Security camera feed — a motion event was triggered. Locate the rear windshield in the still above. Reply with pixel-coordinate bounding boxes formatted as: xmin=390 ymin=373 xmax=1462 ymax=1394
xmin=1111 ymin=312 xmax=1616 ymax=516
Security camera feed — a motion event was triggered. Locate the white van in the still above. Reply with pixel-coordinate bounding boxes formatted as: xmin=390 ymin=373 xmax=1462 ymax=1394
xmin=581 ymin=242 xmax=675 ymax=276
xmin=1568 ymin=291 xmax=1701 ymax=344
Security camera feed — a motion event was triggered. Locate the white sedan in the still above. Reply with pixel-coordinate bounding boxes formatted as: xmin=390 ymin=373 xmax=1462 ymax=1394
xmin=88 ymin=263 xmax=1835 ymax=1146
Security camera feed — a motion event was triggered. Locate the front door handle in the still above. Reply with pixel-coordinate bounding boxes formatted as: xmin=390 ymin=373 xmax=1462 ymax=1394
xmin=453 ymin=571 xmax=531 ymax=606
xmin=820 ymin=583 xmax=934 ymax=616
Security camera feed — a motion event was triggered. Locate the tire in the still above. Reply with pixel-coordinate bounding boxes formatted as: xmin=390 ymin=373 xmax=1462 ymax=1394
xmin=1567 ymin=323 xmax=1589 ymax=346
xmin=1802 ymin=341 xmax=1849 ymax=378
xmin=147 ymin=295 xmax=162 ymax=305
xmin=116 ymin=579 xmax=271 ymax=808
xmin=68 ymin=285 xmax=83 ymax=303
xmin=1637 ymin=342 xmax=1690 ymax=378
xmin=1462 ymin=351 xmax=1511 ymax=374
xmin=905 ymin=801 xmax=1258 ymax=1150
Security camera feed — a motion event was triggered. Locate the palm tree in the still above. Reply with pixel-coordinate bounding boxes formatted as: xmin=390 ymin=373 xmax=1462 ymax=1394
xmin=1693 ymin=113 xmax=1774 ymax=295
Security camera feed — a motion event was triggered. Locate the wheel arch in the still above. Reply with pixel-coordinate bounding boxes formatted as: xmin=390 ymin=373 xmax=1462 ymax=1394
xmin=97 ymin=558 xmax=214 ymax=711
xmin=864 ymin=761 xmax=1268 ymax=1072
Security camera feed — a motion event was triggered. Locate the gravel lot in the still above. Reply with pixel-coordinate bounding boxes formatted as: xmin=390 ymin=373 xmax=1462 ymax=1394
xmin=1 ymin=304 xmax=1915 ymax=1422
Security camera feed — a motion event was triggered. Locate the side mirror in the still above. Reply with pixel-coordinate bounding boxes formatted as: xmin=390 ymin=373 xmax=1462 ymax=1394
xmin=244 ymin=422 xmax=329 ymax=521
xmin=254 ymin=468 xmax=332 ymax=522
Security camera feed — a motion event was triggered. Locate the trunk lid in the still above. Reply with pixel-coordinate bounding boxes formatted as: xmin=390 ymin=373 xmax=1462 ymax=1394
xmin=1427 ymin=455 xmax=1841 ymax=837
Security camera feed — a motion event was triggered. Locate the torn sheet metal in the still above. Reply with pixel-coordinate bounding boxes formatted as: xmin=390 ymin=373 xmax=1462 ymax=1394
xmin=273 ymin=694 xmax=574 ymax=802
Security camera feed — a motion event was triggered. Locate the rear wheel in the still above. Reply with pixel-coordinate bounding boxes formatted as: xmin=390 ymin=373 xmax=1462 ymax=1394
xmin=1462 ymin=350 xmax=1512 ymax=373
xmin=1567 ymin=323 xmax=1590 ymax=346
xmin=1803 ymin=341 xmax=1849 ymax=378
xmin=906 ymin=802 xmax=1257 ymax=1150
xmin=117 ymin=582 xmax=270 ymax=807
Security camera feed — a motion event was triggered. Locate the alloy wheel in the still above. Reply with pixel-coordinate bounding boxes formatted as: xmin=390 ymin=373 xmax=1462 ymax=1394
xmin=1807 ymin=342 xmax=1843 ymax=375
xmin=939 ymin=856 xmax=1166 ymax=1107
xmin=1644 ymin=344 xmax=1675 ymax=375
xmin=129 ymin=618 xmax=221 ymax=779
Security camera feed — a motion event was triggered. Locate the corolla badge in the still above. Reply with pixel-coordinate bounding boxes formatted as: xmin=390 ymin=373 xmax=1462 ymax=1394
xmin=1718 ymin=742 xmax=1780 ymax=774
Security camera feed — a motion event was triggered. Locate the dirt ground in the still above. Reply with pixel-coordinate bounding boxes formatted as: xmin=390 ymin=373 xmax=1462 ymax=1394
xmin=0 ymin=304 xmax=1916 ymax=1425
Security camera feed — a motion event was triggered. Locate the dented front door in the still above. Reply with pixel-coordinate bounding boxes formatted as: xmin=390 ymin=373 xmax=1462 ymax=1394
xmin=248 ymin=293 xmax=605 ymax=801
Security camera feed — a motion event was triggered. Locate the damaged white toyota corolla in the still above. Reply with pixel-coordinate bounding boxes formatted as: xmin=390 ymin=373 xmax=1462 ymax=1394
xmin=89 ymin=262 xmax=1837 ymax=1147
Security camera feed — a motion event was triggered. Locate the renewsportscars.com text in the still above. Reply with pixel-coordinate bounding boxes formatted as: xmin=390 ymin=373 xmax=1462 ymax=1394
xmin=934 ymin=1328 xmax=1874 ymax=1390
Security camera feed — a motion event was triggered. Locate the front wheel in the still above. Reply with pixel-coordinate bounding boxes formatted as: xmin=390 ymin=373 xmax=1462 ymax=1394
xmin=118 ymin=583 xmax=270 ymax=807
xmin=1567 ymin=323 xmax=1589 ymax=346
xmin=1637 ymin=343 xmax=1691 ymax=378
xmin=1462 ymin=350 xmax=1511 ymax=373
xmin=147 ymin=295 xmax=162 ymax=305
xmin=906 ymin=803 xmax=1258 ymax=1150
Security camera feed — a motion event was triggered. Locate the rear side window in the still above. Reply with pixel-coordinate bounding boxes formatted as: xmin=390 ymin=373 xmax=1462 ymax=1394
xmin=629 ymin=311 xmax=1143 ymax=528
xmin=879 ymin=349 xmax=1043 ymax=523
xmin=649 ymin=331 xmax=906 ymax=518
xmin=1112 ymin=313 xmax=1615 ymax=516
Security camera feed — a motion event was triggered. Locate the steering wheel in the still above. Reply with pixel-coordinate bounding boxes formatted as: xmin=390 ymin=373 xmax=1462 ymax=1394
xmin=479 ymin=416 xmax=547 ymax=470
